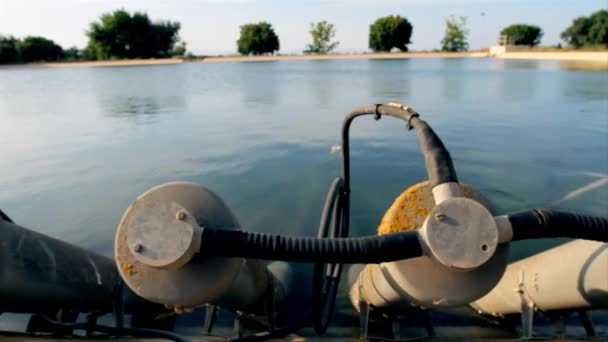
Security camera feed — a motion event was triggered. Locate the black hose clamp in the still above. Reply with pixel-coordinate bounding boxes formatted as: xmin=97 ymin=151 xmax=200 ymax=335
xmin=406 ymin=113 xmax=419 ymax=131
xmin=373 ymin=104 xmax=382 ymax=121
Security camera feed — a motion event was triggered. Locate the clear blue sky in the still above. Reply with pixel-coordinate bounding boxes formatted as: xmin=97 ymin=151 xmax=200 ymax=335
xmin=0 ymin=0 xmax=605 ymax=54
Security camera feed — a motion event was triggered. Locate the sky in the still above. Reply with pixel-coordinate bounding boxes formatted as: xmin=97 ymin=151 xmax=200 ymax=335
xmin=0 ymin=0 xmax=605 ymax=55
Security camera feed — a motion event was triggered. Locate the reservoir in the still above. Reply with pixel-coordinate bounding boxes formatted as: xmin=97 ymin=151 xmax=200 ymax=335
xmin=0 ymin=57 xmax=606 ymax=263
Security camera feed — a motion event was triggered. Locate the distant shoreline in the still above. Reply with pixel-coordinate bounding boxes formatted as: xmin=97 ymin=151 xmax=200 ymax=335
xmin=198 ymin=51 xmax=488 ymax=63
xmin=496 ymin=51 xmax=608 ymax=62
xmin=8 ymin=58 xmax=184 ymax=68
xmin=2 ymin=50 xmax=606 ymax=68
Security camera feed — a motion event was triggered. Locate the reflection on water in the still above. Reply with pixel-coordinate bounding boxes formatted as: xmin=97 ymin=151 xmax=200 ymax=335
xmin=440 ymin=59 xmax=467 ymax=100
xmin=307 ymin=61 xmax=335 ymax=108
xmin=367 ymin=59 xmax=411 ymax=100
xmin=238 ymin=62 xmax=279 ymax=106
xmin=495 ymin=58 xmax=545 ymax=70
xmin=495 ymin=58 xmax=608 ymax=72
xmin=561 ymin=71 xmax=608 ymax=102
xmin=499 ymin=67 xmax=538 ymax=100
xmin=102 ymin=95 xmax=186 ymax=118
xmin=559 ymin=60 xmax=608 ymax=71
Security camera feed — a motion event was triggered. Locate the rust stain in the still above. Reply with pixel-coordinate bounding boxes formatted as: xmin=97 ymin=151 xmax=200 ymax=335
xmin=377 ymin=181 xmax=480 ymax=235
xmin=377 ymin=181 xmax=433 ymax=235
xmin=121 ymin=263 xmax=136 ymax=276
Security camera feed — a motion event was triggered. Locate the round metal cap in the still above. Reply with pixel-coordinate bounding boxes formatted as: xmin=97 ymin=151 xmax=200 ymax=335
xmin=422 ymin=197 xmax=498 ymax=270
xmin=372 ymin=181 xmax=509 ymax=308
xmin=115 ymin=182 xmax=242 ymax=307
xmin=127 ymin=201 xmax=201 ymax=269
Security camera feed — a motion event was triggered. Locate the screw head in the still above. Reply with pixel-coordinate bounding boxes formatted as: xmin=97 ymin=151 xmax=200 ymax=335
xmin=176 ymin=211 xmax=187 ymax=221
xmin=434 ymin=213 xmax=446 ymax=222
xmin=132 ymin=242 xmax=143 ymax=253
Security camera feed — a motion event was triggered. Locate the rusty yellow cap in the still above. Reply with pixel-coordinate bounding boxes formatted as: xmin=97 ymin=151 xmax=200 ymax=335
xmin=377 ymin=181 xmax=476 ymax=235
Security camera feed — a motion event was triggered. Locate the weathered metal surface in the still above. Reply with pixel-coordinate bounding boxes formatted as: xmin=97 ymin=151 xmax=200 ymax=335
xmin=115 ymin=182 xmax=274 ymax=311
xmin=126 ymin=201 xmax=201 ymax=270
xmin=421 ymin=197 xmax=498 ymax=270
xmin=352 ymin=181 xmax=509 ymax=310
xmin=472 ymin=239 xmax=608 ymax=316
xmin=0 ymin=219 xmax=119 ymax=313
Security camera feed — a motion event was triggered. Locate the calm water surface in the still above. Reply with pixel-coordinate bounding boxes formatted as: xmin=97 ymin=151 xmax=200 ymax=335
xmin=0 ymin=58 xmax=607 ymax=261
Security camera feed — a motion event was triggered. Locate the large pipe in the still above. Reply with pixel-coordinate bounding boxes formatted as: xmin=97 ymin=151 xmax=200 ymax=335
xmin=350 ymin=181 xmax=510 ymax=311
xmin=471 ymin=239 xmax=608 ymax=316
xmin=0 ymin=219 xmax=120 ymax=314
xmin=114 ymin=182 xmax=286 ymax=314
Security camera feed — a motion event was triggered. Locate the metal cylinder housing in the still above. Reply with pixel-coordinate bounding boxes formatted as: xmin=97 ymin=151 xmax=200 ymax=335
xmin=350 ymin=181 xmax=509 ymax=311
xmin=115 ymin=182 xmax=271 ymax=309
xmin=0 ymin=219 xmax=119 ymax=313
xmin=471 ymin=239 xmax=608 ymax=316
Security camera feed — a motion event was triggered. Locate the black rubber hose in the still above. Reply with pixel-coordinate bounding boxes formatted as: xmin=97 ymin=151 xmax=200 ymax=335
xmin=199 ymin=228 xmax=423 ymax=264
xmin=409 ymin=119 xmax=457 ymax=188
xmin=0 ymin=209 xmax=14 ymax=223
xmin=508 ymin=209 xmax=608 ymax=242
xmin=344 ymin=104 xmax=457 ymax=188
xmin=312 ymin=177 xmax=345 ymax=335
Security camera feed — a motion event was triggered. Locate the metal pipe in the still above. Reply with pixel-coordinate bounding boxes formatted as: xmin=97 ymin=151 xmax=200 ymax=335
xmin=114 ymin=182 xmax=286 ymax=314
xmin=0 ymin=219 xmax=119 ymax=314
xmin=471 ymin=239 xmax=608 ymax=316
xmin=349 ymin=181 xmax=509 ymax=311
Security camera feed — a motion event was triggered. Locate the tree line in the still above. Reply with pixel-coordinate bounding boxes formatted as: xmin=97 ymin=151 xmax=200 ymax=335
xmin=0 ymin=10 xmax=185 ymax=64
xmin=1 ymin=9 xmax=606 ymax=64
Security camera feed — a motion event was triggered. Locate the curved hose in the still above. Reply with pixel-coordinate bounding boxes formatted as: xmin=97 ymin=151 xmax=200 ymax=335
xmin=508 ymin=209 xmax=608 ymax=242
xmin=199 ymin=228 xmax=423 ymax=264
xmin=0 ymin=209 xmax=14 ymax=223
xmin=312 ymin=177 xmax=346 ymax=335
xmin=343 ymin=104 xmax=458 ymax=189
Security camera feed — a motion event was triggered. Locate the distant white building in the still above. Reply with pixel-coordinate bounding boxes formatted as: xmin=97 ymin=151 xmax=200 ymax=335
xmin=489 ymin=34 xmax=528 ymax=56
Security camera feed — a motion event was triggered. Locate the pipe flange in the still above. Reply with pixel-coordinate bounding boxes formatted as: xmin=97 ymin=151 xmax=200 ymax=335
xmin=115 ymin=182 xmax=242 ymax=307
xmin=126 ymin=201 xmax=202 ymax=270
xmin=421 ymin=197 xmax=498 ymax=270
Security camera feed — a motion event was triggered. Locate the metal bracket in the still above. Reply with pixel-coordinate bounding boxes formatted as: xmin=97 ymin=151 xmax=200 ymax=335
xmin=85 ymin=312 xmax=101 ymax=337
xmin=233 ymin=314 xmax=245 ymax=339
xmin=112 ymin=282 xmax=125 ymax=329
xmin=202 ymin=304 xmax=219 ymax=335
xmin=516 ymin=270 xmax=536 ymax=340
xmin=358 ymin=300 xmax=434 ymax=341
xmin=578 ymin=310 xmax=595 ymax=337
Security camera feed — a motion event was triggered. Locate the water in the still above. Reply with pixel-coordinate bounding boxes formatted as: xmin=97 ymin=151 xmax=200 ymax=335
xmin=0 ymin=58 xmax=607 ymax=262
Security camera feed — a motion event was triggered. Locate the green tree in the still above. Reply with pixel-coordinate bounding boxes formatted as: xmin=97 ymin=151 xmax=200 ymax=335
xmin=500 ymin=24 xmax=543 ymax=46
xmin=561 ymin=10 xmax=608 ymax=48
xmin=441 ymin=16 xmax=469 ymax=52
xmin=0 ymin=35 xmax=20 ymax=64
xmin=369 ymin=15 xmax=413 ymax=52
xmin=237 ymin=22 xmax=279 ymax=55
xmin=304 ymin=21 xmax=339 ymax=54
xmin=64 ymin=46 xmax=81 ymax=61
xmin=172 ymin=41 xmax=187 ymax=56
xmin=17 ymin=36 xmax=64 ymax=62
xmin=86 ymin=9 xmax=181 ymax=60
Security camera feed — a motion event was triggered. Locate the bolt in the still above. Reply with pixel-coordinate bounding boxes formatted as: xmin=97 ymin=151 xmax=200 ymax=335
xmin=176 ymin=211 xmax=187 ymax=221
xmin=434 ymin=213 xmax=446 ymax=222
xmin=132 ymin=242 xmax=143 ymax=253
